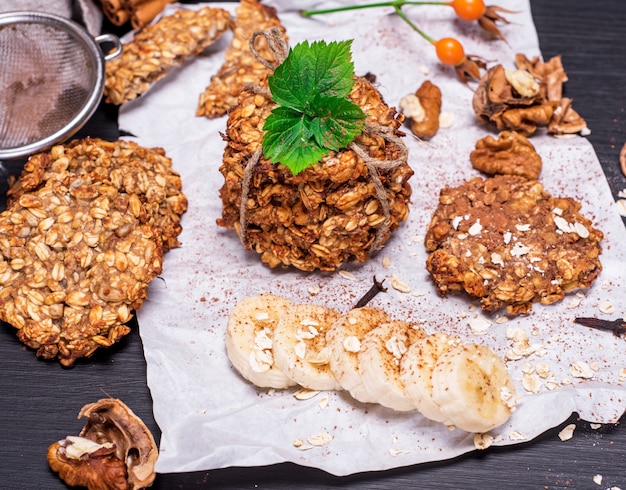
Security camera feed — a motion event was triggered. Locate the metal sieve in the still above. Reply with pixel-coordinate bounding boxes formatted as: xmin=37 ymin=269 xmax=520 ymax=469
xmin=0 ymin=11 xmax=122 ymax=160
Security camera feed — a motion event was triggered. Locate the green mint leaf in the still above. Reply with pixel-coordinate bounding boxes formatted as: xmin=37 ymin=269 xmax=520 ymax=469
xmin=262 ymin=107 xmax=326 ymax=175
xmin=262 ymin=39 xmax=366 ymax=175
xmin=309 ymin=95 xmax=366 ymax=151
xmin=268 ymin=39 xmax=356 ymax=111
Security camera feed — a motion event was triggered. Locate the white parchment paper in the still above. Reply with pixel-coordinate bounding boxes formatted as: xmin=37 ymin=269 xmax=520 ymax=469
xmin=119 ymin=0 xmax=626 ymax=475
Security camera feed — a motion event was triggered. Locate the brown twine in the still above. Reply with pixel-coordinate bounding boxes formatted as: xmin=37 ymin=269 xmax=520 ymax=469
xmin=238 ymin=28 xmax=409 ymax=257
xmin=249 ymin=27 xmax=289 ymax=70
xmin=349 ymin=123 xmax=409 ymax=252
xmin=238 ymin=148 xmax=263 ymax=246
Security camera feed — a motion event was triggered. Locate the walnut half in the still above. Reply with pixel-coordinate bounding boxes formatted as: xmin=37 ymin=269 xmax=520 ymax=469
xmin=48 ymin=398 xmax=158 ymax=490
xmin=470 ymin=131 xmax=542 ymax=180
xmin=399 ymin=80 xmax=442 ymax=139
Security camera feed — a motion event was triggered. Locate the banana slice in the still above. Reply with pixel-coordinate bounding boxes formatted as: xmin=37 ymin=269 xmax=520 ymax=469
xmin=272 ymin=303 xmax=342 ymax=391
xmin=431 ymin=343 xmax=517 ymax=433
xmin=326 ymin=307 xmax=391 ymax=395
xmin=356 ymin=320 xmax=426 ymax=411
xmin=225 ymin=294 xmax=296 ymax=389
xmin=399 ymin=332 xmax=462 ymax=425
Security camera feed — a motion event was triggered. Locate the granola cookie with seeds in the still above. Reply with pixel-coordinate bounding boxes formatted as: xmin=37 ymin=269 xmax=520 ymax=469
xmin=196 ymin=0 xmax=288 ymax=118
xmin=0 ymin=179 xmax=164 ymax=366
xmin=104 ymin=6 xmax=232 ymax=105
xmin=7 ymin=138 xmax=187 ymax=251
xmin=424 ymin=175 xmax=603 ymax=315
xmin=218 ymin=77 xmax=413 ymax=271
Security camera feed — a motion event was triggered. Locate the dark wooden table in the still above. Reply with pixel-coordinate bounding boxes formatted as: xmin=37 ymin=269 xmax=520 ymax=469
xmin=1 ymin=1 xmax=625 ymax=488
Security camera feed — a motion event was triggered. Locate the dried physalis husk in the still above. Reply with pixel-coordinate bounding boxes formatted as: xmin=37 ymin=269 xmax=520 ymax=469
xmin=399 ymin=80 xmax=442 ymax=139
xmin=48 ymin=398 xmax=158 ymax=490
xmin=470 ymin=131 xmax=542 ymax=180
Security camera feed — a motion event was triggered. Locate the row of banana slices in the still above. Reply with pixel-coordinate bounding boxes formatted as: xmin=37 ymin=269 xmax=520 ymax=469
xmin=225 ymin=294 xmax=517 ymax=434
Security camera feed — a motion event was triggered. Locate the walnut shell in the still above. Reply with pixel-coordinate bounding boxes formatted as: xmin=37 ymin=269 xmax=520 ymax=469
xmin=48 ymin=398 xmax=158 ymax=490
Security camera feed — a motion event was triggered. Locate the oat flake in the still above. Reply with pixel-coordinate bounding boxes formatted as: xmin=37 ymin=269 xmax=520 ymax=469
xmin=508 ymin=430 xmax=527 ymax=441
xmin=535 ymin=362 xmax=551 ymax=378
xmin=469 ymin=316 xmax=491 ymax=335
xmin=474 ymin=433 xmax=494 ymax=450
xmin=566 ymin=297 xmax=582 ymax=309
xmin=294 ymin=388 xmax=320 ymax=400
xmin=570 ymin=360 xmax=594 ymax=379
xmin=558 ymin=423 xmax=576 ymax=441
xmin=343 ymin=335 xmax=361 ymax=353
xmin=390 ymin=274 xmax=411 ymax=293
xmin=318 ymin=395 xmax=330 ymax=410
xmin=545 ymin=381 xmax=559 ymax=390
xmin=338 ymin=270 xmax=356 ymax=280
xmin=522 ymin=372 xmax=542 ymax=393
xmin=389 ymin=448 xmax=411 ymax=456
xmin=599 ymin=300 xmax=615 ymax=314
xmin=468 ymin=220 xmax=483 ymax=236
xmin=293 ymin=438 xmax=313 ymax=451
xmin=307 ymin=431 xmax=333 ymax=446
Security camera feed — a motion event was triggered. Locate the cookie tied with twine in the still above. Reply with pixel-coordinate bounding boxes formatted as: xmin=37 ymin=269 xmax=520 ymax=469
xmin=217 ymin=29 xmax=413 ymax=271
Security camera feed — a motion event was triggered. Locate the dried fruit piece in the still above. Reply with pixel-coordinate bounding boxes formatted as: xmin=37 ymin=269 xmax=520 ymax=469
xmin=470 ymin=130 xmax=542 ymax=180
xmin=620 ymin=142 xmax=626 ymax=177
xmin=104 ymin=7 xmax=232 ymax=105
xmin=400 ymin=80 xmax=442 ymax=140
xmin=48 ymin=398 xmax=158 ymax=490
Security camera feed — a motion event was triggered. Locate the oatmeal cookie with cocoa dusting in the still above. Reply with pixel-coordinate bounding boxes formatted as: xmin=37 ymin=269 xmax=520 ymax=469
xmin=424 ymin=175 xmax=603 ymax=315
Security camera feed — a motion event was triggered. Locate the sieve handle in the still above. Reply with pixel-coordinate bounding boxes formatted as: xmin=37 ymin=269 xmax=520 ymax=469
xmin=96 ymin=33 xmax=122 ymax=61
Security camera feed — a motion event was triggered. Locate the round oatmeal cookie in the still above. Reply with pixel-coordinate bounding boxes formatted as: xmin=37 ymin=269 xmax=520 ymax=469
xmin=7 ymin=138 xmax=188 ymax=252
xmin=217 ymin=77 xmax=413 ymax=271
xmin=424 ymin=175 xmax=603 ymax=315
xmin=0 ymin=171 xmax=164 ymax=366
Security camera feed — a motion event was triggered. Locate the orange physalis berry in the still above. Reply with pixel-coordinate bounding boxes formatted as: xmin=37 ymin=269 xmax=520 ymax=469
xmin=450 ymin=0 xmax=487 ymax=22
xmin=435 ymin=37 xmax=466 ymax=66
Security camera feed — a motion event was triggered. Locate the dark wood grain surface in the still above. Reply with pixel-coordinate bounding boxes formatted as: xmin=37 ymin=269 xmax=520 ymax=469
xmin=1 ymin=1 xmax=625 ymax=489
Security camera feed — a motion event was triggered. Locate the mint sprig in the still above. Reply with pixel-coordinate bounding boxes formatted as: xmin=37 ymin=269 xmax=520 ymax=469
xmin=262 ymin=39 xmax=367 ymax=175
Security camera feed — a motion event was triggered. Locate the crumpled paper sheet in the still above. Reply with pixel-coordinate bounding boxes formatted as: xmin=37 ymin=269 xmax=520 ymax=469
xmin=119 ymin=0 xmax=626 ymax=476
